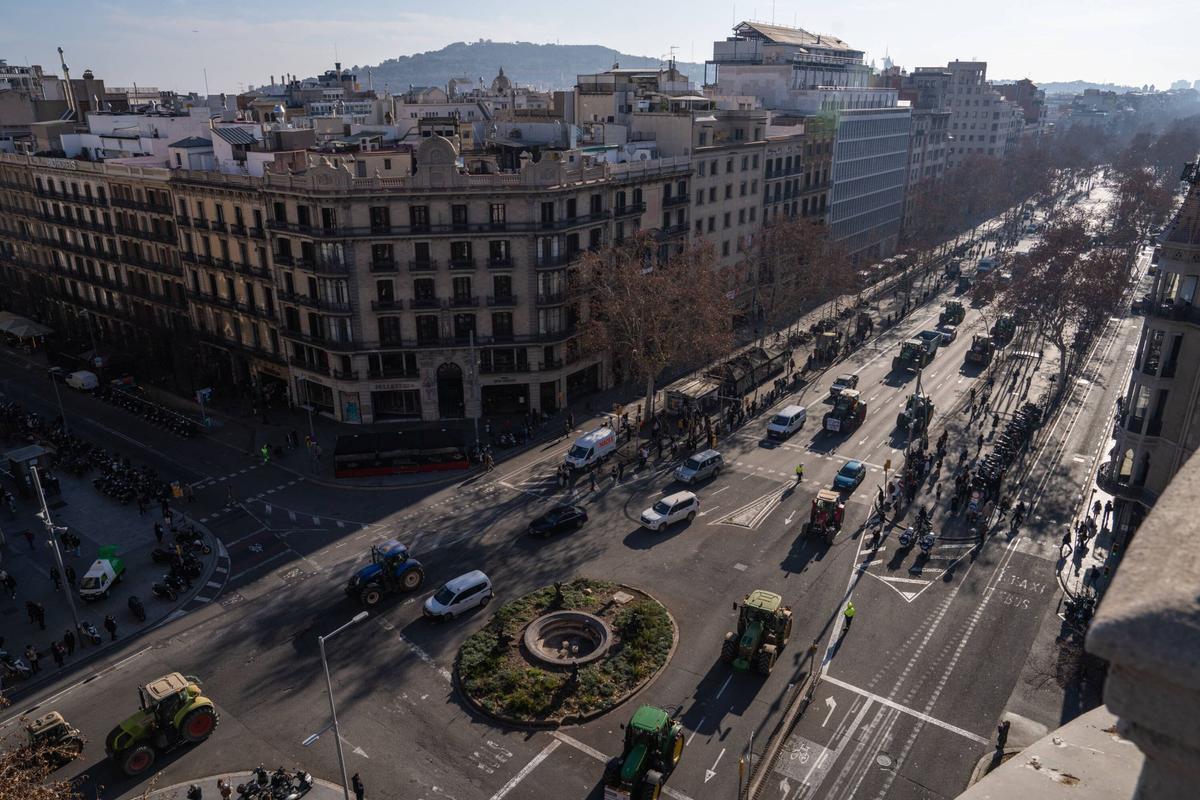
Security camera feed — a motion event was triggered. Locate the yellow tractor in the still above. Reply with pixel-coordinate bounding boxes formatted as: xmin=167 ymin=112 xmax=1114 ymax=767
xmin=104 ymin=672 xmax=219 ymax=776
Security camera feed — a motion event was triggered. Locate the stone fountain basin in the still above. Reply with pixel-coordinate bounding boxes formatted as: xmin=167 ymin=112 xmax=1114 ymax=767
xmin=522 ymin=610 xmax=613 ymax=667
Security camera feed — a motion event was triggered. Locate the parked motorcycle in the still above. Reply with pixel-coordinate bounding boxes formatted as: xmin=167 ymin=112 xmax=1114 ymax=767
xmin=918 ymin=531 xmax=936 ymax=555
xmin=898 ymin=526 xmax=915 ymax=549
xmin=0 ymin=649 xmax=32 ymax=680
xmin=79 ymin=620 xmax=102 ymax=646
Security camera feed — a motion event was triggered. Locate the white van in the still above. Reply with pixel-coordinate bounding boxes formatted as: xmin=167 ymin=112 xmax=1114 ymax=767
xmin=65 ymin=370 xmax=99 ymax=391
xmin=640 ymin=491 xmax=699 ymax=531
xmin=767 ymin=405 xmax=807 ymax=440
xmin=423 ymin=570 xmax=493 ymax=621
xmin=563 ymin=427 xmax=617 ymax=471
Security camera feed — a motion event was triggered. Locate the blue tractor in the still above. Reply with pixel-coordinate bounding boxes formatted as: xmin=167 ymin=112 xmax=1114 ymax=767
xmin=345 ymin=539 xmax=425 ymax=607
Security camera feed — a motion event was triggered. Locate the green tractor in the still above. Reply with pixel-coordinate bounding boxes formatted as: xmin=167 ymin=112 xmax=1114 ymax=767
xmin=721 ymin=590 xmax=793 ymax=674
xmin=603 ymin=705 xmax=685 ymax=800
xmin=896 ymin=393 xmax=934 ymax=436
xmin=939 ymin=301 xmax=965 ymax=326
xmin=892 ymin=339 xmax=933 ymax=372
xmin=104 ymin=672 xmax=220 ymax=776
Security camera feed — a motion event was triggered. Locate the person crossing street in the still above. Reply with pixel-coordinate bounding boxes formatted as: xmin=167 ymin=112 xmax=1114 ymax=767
xmin=794 ymin=463 xmax=804 ymax=484
xmin=842 ymin=601 xmax=856 ymax=631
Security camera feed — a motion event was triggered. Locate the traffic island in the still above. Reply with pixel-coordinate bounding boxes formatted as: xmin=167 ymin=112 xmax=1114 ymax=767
xmin=456 ymin=579 xmax=676 ymax=726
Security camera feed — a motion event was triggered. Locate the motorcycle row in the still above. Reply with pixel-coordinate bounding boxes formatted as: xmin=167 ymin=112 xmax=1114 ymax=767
xmin=965 ymin=401 xmax=1043 ymax=525
xmin=98 ymin=383 xmax=201 ymax=439
xmin=233 ymin=765 xmax=316 ymax=800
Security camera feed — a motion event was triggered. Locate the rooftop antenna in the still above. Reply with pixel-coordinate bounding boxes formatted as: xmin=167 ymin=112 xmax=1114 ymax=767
xmin=56 ymin=46 xmax=77 ymax=117
xmin=772 ymin=0 xmax=776 ymax=24
xmin=203 ymin=67 xmax=210 ymax=97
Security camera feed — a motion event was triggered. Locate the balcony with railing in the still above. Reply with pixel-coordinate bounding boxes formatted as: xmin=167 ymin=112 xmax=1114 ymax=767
xmin=486 ymin=294 xmax=518 ymax=307
xmin=370 ymin=299 xmax=402 ymax=312
xmin=369 ymin=258 xmax=398 ymax=273
xmin=409 ymin=296 xmax=440 ymax=310
xmin=613 ymin=202 xmax=647 ymax=217
xmin=448 ymin=295 xmax=479 ymax=308
xmin=289 ymin=355 xmax=330 ymax=376
xmin=448 ymin=256 xmax=476 ymax=271
xmin=409 ymin=259 xmax=437 ymax=272
xmin=277 ymin=290 xmax=317 ymax=309
xmin=111 ymin=197 xmax=173 ymax=214
xmin=487 ymin=256 xmax=513 ymax=269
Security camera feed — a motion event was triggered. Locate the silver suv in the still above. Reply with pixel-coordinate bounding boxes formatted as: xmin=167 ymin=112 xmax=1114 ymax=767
xmin=674 ymin=449 xmax=723 ymax=484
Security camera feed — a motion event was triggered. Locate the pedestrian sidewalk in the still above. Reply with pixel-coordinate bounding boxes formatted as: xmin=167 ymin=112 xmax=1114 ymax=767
xmin=145 ymin=771 xmax=345 ymax=800
xmin=0 ymin=471 xmax=222 ymax=696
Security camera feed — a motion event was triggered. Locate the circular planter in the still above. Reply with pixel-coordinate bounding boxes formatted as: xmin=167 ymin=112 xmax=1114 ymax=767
xmin=456 ymin=579 xmax=676 ymax=727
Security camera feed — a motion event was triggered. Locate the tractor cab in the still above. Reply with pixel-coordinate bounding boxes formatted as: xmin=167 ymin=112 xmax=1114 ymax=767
xmin=722 ymin=590 xmax=793 ymax=674
xmin=939 ymin=301 xmax=964 ymax=326
xmin=806 ymin=489 xmax=845 ymax=543
xmin=139 ymin=673 xmax=195 ymax=734
xmin=604 ymin=705 xmax=685 ymax=800
xmin=897 ymin=393 xmax=934 ymax=435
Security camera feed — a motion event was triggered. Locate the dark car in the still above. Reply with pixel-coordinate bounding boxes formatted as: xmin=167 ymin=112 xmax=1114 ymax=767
xmin=833 ymin=460 xmax=867 ymax=492
xmin=528 ymin=505 xmax=588 ymax=537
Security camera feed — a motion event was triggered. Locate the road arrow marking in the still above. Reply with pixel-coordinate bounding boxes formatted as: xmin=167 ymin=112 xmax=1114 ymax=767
xmin=779 ymin=777 xmax=791 ymax=797
xmin=352 ymin=744 xmax=369 ymax=758
xmin=822 ymin=696 xmax=838 ymax=727
xmin=784 ymin=510 xmax=796 ymax=525
xmin=698 ymin=506 xmax=721 ymax=517
xmin=705 ymin=748 xmax=725 ymax=782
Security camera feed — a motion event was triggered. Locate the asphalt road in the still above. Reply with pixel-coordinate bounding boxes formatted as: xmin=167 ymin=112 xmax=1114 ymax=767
xmin=0 ymin=182 xmax=1131 ymax=800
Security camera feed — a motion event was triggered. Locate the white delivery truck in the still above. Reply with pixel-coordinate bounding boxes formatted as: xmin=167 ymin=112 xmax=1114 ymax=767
xmin=563 ymin=427 xmax=617 ymax=471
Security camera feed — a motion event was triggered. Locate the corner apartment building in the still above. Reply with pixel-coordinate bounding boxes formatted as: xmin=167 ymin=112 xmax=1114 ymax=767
xmin=1105 ymin=161 xmax=1200 ymax=537
xmin=0 ymin=134 xmax=689 ymax=424
xmin=707 ymin=21 xmax=911 ymax=261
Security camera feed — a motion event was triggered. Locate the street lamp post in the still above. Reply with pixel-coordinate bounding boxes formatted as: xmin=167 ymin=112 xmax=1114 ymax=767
xmin=318 ymin=610 xmax=368 ymax=800
xmin=49 ymin=373 xmax=69 ymax=435
xmin=31 ymin=467 xmax=81 ymax=635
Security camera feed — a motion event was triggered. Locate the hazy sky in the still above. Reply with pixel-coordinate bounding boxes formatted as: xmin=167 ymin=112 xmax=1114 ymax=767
xmin=2 ymin=0 xmax=1193 ymax=93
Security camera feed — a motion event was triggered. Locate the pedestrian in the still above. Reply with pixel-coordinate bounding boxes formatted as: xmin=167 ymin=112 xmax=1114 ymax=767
xmin=50 ymin=566 xmax=61 ymax=591
xmin=51 ymin=640 xmax=65 ymax=668
xmin=351 ymin=773 xmax=365 ymax=800
xmin=65 ymin=564 xmax=76 ymax=588
xmin=226 ymin=484 xmax=236 ymax=507
xmin=218 ymin=779 xmax=232 ymax=800
xmin=589 ymin=469 xmax=597 ymax=492
xmin=1103 ymin=499 xmax=1113 ymax=525
xmin=68 ymin=531 xmax=81 ymax=557
xmin=794 ymin=463 xmax=805 ymax=483
xmin=3 ymin=570 xmax=16 ymax=599
xmin=26 ymin=600 xmax=39 ymax=624
xmin=25 ymin=644 xmax=39 ymax=674
xmin=260 ymin=443 xmax=271 ymax=465
xmin=842 ymin=601 xmax=856 ymax=631
xmin=1061 ymin=528 xmax=1072 ymax=556
xmin=161 ymin=497 xmax=170 ymax=517
xmin=23 ymin=529 xmax=35 ymax=551
xmin=137 ymin=494 xmax=147 ymax=516
xmin=154 ymin=522 xmax=164 ymax=544
xmin=63 ymin=628 xmax=76 ymax=656
xmin=104 ymin=614 xmax=118 ymax=641
xmin=1091 ymin=499 xmax=1102 ymax=518
xmin=617 ymin=461 xmax=625 ymax=482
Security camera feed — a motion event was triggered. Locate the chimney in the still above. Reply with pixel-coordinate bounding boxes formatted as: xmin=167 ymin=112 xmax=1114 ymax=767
xmin=271 ymin=75 xmax=275 ymax=88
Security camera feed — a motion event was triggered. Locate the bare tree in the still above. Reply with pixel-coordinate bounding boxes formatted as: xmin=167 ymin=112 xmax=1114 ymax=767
xmin=999 ymin=215 xmax=1131 ymax=386
xmin=577 ymin=233 xmax=734 ymax=423
xmin=0 ymin=707 xmax=83 ymax=800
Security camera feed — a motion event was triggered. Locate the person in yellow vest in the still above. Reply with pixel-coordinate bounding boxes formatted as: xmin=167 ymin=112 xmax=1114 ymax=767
xmin=260 ymin=443 xmax=270 ymax=465
xmin=843 ymin=601 xmax=856 ymax=630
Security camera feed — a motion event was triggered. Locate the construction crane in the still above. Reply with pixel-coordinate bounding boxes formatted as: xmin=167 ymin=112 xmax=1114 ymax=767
xmin=57 ymin=45 xmax=77 ymax=117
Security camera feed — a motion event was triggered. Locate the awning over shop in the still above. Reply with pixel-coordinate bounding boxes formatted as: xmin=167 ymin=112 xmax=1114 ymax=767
xmin=0 ymin=312 xmax=53 ymax=339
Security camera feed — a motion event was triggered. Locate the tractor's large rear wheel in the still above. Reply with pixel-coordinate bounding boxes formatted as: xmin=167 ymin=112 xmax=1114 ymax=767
xmin=119 ymin=744 xmax=156 ymax=776
xmin=781 ymin=616 xmax=793 ymax=647
xmin=670 ymin=730 xmax=684 ymax=768
xmin=401 ymin=567 xmax=425 ymax=591
xmin=180 ymin=706 xmax=219 ymax=743
xmin=720 ymin=636 xmax=737 ymax=664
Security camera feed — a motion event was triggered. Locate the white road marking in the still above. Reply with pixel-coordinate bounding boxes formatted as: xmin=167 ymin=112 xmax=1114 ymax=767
xmin=715 ymin=674 xmax=733 ymax=700
xmin=713 ymin=486 xmax=730 ymax=495
xmin=823 ymin=668 xmax=988 ymax=746
xmin=487 ymin=739 xmax=560 ymax=800
xmin=551 ymin=732 xmax=697 ymax=800
xmin=264 ymin=504 xmax=272 ymax=515
xmin=312 ymin=515 xmax=321 ymax=525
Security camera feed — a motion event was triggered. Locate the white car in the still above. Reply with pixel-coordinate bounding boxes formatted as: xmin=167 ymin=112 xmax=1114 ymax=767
xmin=640 ymin=491 xmax=699 ymax=531
xmin=423 ymin=570 xmax=493 ymax=620
xmin=65 ymin=370 xmax=99 ymax=391
xmin=936 ymin=323 xmax=958 ymax=343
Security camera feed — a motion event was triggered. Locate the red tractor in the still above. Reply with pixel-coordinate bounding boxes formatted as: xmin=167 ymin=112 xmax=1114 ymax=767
xmin=804 ymin=489 xmax=845 ymax=544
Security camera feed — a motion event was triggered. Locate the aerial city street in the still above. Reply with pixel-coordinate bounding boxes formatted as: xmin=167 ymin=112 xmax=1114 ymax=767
xmin=1 ymin=8 xmax=1198 ymax=800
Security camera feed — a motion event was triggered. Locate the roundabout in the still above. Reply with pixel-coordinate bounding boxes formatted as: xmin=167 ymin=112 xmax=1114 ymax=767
xmin=456 ymin=578 xmax=676 ymax=725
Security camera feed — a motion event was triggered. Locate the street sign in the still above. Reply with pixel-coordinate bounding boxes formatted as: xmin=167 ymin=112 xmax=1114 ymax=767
xmin=884 ymin=458 xmax=891 ymax=471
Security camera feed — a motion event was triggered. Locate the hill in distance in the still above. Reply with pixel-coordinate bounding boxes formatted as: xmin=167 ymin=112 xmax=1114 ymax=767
xmin=1031 ymin=80 xmax=1140 ymax=95
xmin=350 ymin=39 xmax=706 ymax=94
